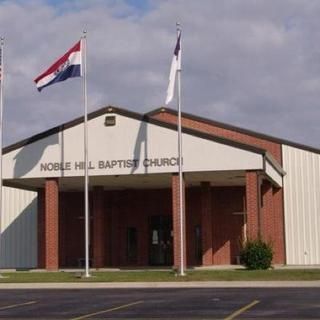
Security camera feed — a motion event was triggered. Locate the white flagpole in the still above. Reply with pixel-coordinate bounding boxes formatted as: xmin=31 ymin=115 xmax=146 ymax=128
xmin=0 ymin=37 xmax=4 ymax=277
xmin=82 ymin=31 xmax=90 ymax=278
xmin=176 ymin=23 xmax=185 ymax=276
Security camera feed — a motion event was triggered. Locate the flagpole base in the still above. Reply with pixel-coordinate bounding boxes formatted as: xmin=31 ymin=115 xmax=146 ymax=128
xmin=173 ymin=267 xmax=187 ymax=277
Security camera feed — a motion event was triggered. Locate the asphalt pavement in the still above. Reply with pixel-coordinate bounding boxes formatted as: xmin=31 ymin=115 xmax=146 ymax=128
xmin=0 ymin=287 xmax=319 ymax=319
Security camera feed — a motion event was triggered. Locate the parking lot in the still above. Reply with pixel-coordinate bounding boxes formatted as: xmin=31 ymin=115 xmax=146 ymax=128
xmin=0 ymin=287 xmax=319 ymax=319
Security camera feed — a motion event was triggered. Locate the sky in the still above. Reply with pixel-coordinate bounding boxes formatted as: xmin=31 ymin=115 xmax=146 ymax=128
xmin=1 ymin=0 xmax=320 ymax=148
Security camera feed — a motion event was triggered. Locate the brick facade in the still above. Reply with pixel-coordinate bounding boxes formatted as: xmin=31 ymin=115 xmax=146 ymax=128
xmin=56 ymin=185 xmax=248 ymax=268
xmin=37 ymin=189 xmax=45 ymax=268
xmin=42 ymin=174 xmax=284 ymax=269
xmin=212 ymin=187 xmax=245 ymax=264
xmin=200 ymin=182 xmax=213 ymax=265
xmin=92 ymin=186 xmax=105 ymax=268
xmin=171 ymin=174 xmax=187 ymax=271
xmin=260 ymin=180 xmax=285 ymax=263
xmin=245 ymin=171 xmax=260 ymax=240
xmin=150 ymin=111 xmax=282 ymax=163
xmin=37 ymin=179 xmax=59 ymax=270
xmin=35 ymin=109 xmax=286 ymax=269
xmin=272 ymin=187 xmax=286 ymax=263
xmin=150 ymin=110 xmax=286 ymax=264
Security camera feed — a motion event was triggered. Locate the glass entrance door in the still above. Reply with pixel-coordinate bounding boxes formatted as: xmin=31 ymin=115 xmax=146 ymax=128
xmin=149 ymin=215 xmax=173 ymax=266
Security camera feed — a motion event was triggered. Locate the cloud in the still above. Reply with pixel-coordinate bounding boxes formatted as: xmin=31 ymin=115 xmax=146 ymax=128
xmin=1 ymin=0 xmax=320 ymax=148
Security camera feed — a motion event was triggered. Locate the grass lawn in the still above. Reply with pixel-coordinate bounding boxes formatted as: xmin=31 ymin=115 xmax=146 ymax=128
xmin=0 ymin=269 xmax=320 ymax=283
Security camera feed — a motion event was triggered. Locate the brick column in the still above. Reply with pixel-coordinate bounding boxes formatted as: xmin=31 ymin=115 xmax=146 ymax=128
xmin=272 ymin=187 xmax=286 ymax=264
xmin=111 ymin=192 xmax=120 ymax=267
xmin=92 ymin=186 xmax=105 ymax=268
xmin=44 ymin=178 xmax=59 ymax=270
xmin=245 ymin=171 xmax=260 ymax=240
xmin=201 ymin=182 xmax=213 ymax=265
xmin=261 ymin=180 xmax=274 ymax=242
xmin=37 ymin=188 xmax=45 ymax=268
xmin=171 ymin=173 xmax=187 ymax=271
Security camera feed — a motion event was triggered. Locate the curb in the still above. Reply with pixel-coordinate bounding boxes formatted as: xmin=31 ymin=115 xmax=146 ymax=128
xmin=0 ymin=281 xmax=320 ymax=289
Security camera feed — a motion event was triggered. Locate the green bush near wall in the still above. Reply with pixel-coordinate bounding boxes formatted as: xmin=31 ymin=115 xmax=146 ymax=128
xmin=240 ymin=238 xmax=273 ymax=270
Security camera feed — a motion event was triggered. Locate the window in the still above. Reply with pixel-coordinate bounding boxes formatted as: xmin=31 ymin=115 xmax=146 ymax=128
xmin=127 ymin=227 xmax=137 ymax=264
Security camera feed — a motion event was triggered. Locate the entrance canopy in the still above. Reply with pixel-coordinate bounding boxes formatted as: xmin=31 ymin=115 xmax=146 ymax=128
xmin=3 ymin=106 xmax=285 ymax=190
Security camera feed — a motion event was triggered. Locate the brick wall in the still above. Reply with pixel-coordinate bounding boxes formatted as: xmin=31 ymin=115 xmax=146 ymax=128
xmin=92 ymin=186 xmax=105 ymax=268
xmin=246 ymin=171 xmax=260 ymax=240
xmin=211 ymin=187 xmax=245 ymax=264
xmin=59 ymin=186 xmax=245 ymax=267
xmin=37 ymin=189 xmax=45 ymax=268
xmin=186 ymin=186 xmax=245 ymax=265
xmin=57 ymin=183 xmax=284 ymax=267
xmin=43 ymin=179 xmax=59 ymax=271
xmin=272 ymin=187 xmax=285 ymax=263
xmin=171 ymin=174 xmax=187 ymax=271
xmin=151 ymin=110 xmax=286 ymax=264
xmin=59 ymin=192 xmax=87 ymax=267
xmin=151 ymin=111 xmax=282 ymax=163
xmin=185 ymin=188 xmax=201 ymax=266
xmin=261 ymin=180 xmax=274 ymax=243
xmin=59 ymin=188 xmax=172 ymax=268
xmin=260 ymin=180 xmax=285 ymax=263
xmin=200 ymin=182 xmax=213 ymax=265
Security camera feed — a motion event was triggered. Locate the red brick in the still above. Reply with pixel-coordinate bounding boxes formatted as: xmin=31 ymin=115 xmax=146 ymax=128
xmin=201 ymin=182 xmax=213 ymax=265
xmin=246 ymin=171 xmax=260 ymax=240
xmin=211 ymin=186 xmax=245 ymax=264
xmin=56 ymin=181 xmax=284 ymax=267
xmin=151 ymin=111 xmax=282 ymax=163
xmin=43 ymin=179 xmax=59 ymax=271
xmin=37 ymin=189 xmax=45 ymax=268
xmin=92 ymin=186 xmax=105 ymax=268
xmin=171 ymin=174 xmax=187 ymax=271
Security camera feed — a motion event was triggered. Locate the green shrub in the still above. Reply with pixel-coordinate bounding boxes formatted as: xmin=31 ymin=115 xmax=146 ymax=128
xmin=240 ymin=238 xmax=273 ymax=270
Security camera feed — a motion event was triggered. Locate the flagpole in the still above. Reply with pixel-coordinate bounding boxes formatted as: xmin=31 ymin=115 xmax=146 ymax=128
xmin=82 ymin=31 xmax=90 ymax=278
xmin=0 ymin=37 xmax=4 ymax=277
xmin=176 ymin=23 xmax=185 ymax=276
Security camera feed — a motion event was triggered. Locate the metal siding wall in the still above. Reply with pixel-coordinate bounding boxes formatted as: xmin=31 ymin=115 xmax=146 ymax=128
xmin=0 ymin=187 xmax=37 ymax=268
xmin=283 ymin=145 xmax=320 ymax=265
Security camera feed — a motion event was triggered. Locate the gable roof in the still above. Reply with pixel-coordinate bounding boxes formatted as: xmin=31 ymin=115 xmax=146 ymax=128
xmin=147 ymin=107 xmax=320 ymax=155
xmin=3 ymin=105 xmax=285 ymax=188
xmin=4 ymin=105 xmax=268 ymax=157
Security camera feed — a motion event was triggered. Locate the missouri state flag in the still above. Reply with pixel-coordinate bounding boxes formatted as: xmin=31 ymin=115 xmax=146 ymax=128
xmin=34 ymin=40 xmax=82 ymax=91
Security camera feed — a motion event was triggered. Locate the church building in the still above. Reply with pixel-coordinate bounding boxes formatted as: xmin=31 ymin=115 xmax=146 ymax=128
xmin=1 ymin=106 xmax=319 ymax=270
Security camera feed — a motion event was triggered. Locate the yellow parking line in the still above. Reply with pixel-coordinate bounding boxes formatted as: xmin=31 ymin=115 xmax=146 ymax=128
xmin=71 ymin=300 xmax=143 ymax=320
xmin=225 ymin=300 xmax=260 ymax=320
xmin=0 ymin=300 xmax=37 ymax=311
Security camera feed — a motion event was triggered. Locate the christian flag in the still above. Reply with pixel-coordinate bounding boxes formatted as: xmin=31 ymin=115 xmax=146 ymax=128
xmin=165 ymin=30 xmax=181 ymax=105
xmin=34 ymin=40 xmax=82 ymax=91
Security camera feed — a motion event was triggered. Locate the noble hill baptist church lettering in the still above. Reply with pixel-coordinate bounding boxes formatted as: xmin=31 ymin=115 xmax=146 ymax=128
xmin=40 ymin=157 xmax=181 ymax=172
